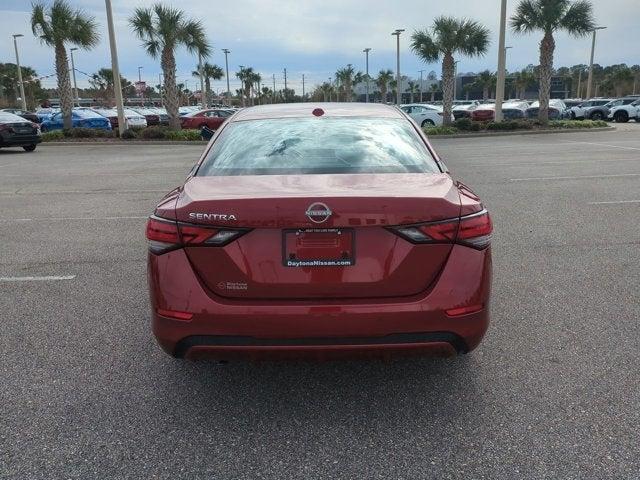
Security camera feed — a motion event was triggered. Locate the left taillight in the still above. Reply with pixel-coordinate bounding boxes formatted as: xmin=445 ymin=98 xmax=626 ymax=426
xmin=389 ymin=209 xmax=492 ymax=250
xmin=145 ymin=215 xmax=247 ymax=254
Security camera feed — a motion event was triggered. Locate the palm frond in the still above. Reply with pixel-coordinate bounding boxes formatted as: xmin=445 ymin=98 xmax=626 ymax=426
xmin=31 ymin=3 xmax=54 ymax=45
xmin=178 ymin=18 xmax=211 ymax=56
xmin=559 ymin=0 xmax=595 ymax=37
xmin=410 ymin=30 xmax=440 ymax=63
xmin=510 ymin=0 xmax=544 ymax=34
xmin=457 ymin=19 xmax=490 ymax=57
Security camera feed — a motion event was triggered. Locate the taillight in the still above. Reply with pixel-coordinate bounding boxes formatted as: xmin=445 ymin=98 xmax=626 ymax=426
xmin=389 ymin=209 xmax=492 ymax=250
xmin=0 ymin=124 xmax=14 ymax=133
xmin=145 ymin=215 xmax=247 ymax=254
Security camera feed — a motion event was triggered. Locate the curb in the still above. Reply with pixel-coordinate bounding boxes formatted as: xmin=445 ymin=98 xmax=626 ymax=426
xmin=428 ymin=126 xmax=615 ymax=139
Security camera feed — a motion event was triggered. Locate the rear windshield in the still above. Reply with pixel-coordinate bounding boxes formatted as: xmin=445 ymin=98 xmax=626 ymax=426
xmin=0 ymin=112 xmax=27 ymax=123
xmin=197 ymin=117 xmax=440 ymax=176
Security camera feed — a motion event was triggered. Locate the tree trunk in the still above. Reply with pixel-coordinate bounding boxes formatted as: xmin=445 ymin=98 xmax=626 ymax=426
xmin=205 ymin=77 xmax=211 ymax=107
xmin=538 ymin=32 xmax=555 ymax=126
xmin=483 ymin=87 xmax=489 ymax=100
xmin=54 ymin=43 xmax=73 ymax=130
xmin=161 ymin=47 xmax=180 ymax=129
xmin=441 ymin=53 xmax=455 ymax=126
xmin=431 ymin=91 xmax=435 ymax=102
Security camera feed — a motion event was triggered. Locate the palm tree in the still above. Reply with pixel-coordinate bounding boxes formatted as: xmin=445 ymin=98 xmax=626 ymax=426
xmin=512 ymin=69 xmax=536 ymax=99
xmin=130 ymin=4 xmax=210 ymax=129
xmin=335 ymin=65 xmax=363 ymax=102
xmin=89 ymin=68 xmax=133 ymax=105
xmin=406 ymin=81 xmax=420 ymax=103
xmin=511 ymin=0 xmax=594 ymax=125
xmin=192 ymin=62 xmax=224 ymax=107
xmin=236 ymin=67 xmax=260 ymax=106
xmin=429 ymin=82 xmax=440 ymax=102
xmin=31 ymin=0 xmax=99 ymax=129
xmin=411 ymin=17 xmax=490 ymax=126
xmin=472 ymin=70 xmax=497 ymax=100
xmin=376 ymin=69 xmax=394 ymax=103
xmin=608 ymin=66 xmax=634 ymax=97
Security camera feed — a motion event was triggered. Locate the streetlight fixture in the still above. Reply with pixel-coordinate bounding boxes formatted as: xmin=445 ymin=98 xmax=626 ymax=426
xmin=363 ymin=48 xmax=371 ymax=103
xmin=586 ymin=26 xmax=606 ymax=99
xmin=391 ymin=29 xmax=404 ymax=105
xmin=105 ymin=0 xmax=126 ymax=136
xmin=69 ymin=47 xmax=79 ymax=107
xmin=12 ymin=34 xmax=27 ymax=111
xmin=494 ymin=0 xmax=508 ymax=122
xmin=222 ymin=49 xmax=231 ymax=106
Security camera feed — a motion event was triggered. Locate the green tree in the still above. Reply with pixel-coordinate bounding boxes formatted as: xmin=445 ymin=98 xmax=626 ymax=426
xmin=429 ymin=82 xmax=439 ymax=102
xmin=511 ymin=68 xmax=536 ymax=99
xmin=511 ymin=0 xmax=595 ymax=124
xmin=236 ymin=67 xmax=261 ymax=106
xmin=31 ymin=0 xmax=99 ymax=129
xmin=130 ymin=4 xmax=210 ymax=129
xmin=376 ymin=69 xmax=394 ymax=103
xmin=411 ymin=16 xmax=490 ymax=125
xmin=192 ymin=62 xmax=224 ymax=107
xmin=335 ymin=65 xmax=363 ymax=102
xmin=471 ymin=70 xmax=497 ymax=100
xmin=406 ymin=81 xmax=420 ymax=103
xmin=89 ymin=68 xmax=133 ymax=105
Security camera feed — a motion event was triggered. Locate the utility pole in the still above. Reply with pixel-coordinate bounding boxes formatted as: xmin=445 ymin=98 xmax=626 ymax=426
xmin=363 ymin=48 xmax=371 ymax=103
xmin=494 ymin=0 xmax=507 ymax=122
xmin=586 ymin=26 xmax=606 ymax=99
xmin=138 ymin=66 xmax=144 ymax=105
xmin=418 ymin=69 xmax=425 ymax=103
xmin=105 ymin=0 xmax=126 ymax=136
xmin=222 ymin=49 xmax=231 ymax=106
xmin=12 ymin=34 xmax=27 ymax=111
xmin=302 ymin=74 xmax=305 ymax=101
xmin=391 ymin=29 xmax=404 ymax=105
xmin=283 ymin=68 xmax=288 ymax=102
xmin=70 ymin=47 xmax=79 ymax=107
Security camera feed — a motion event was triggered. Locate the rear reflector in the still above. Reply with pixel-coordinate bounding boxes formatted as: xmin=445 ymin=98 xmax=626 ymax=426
xmin=389 ymin=209 xmax=492 ymax=250
xmin=146 ymin=215 xmax=248 ymax=254
xmin=156 ymin=308 xmax=193 ymax=321
xmin=445 ymin=304 xmax=484 ymax=317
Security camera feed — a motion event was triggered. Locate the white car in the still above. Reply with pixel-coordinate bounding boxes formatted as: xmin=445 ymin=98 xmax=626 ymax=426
xmin=570 ymin=99 xmax=612 ymax=120
xmin=123 ymin=108 xmax=147 ymax=128
xmin=607 ymin=99 xmax=640 ymax=123
xmin=400 ymin=104 xmax=453 ymax=127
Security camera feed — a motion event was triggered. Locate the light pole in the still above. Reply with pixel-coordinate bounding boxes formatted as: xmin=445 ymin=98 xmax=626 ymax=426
xmin=198 ymin=53 xmax=206 ymax=108
xmin=391 ymin=29 xmax=404 ymax=105
xmin=105 ymin=0 xmax=126 ymax=135
xmin=69 ymin=47 xmax=79 ymax=107
xmin=222 ymin=49 xmax=231 ymax=106
xmin=494 ymin=0 xmax=508 ymax=122
xmin=586 ymin=26 xmax=606 ymax=99
xmin=418 ymin=69 xmax=425 ymax=103
xmin=363 ymin=48 xmax=371 ymax=103
xmin=453 ymin=61 xmax=460 ymax=100
xmin=137 ymin=66 xmax=144 ymax=104
xmin=12 ymin=34 xmax=27 ymax=111
xmin=328 ymin=77 xmax=332 ymax=102
xmin=504 ymin=46 xmax=513 ymax=99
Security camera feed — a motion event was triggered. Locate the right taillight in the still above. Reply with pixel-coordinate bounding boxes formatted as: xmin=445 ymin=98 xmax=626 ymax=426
xmin=145 ymin=215 xmax=248 ymax=254
xmin=389 ymin=209 xmax=492 ymax=250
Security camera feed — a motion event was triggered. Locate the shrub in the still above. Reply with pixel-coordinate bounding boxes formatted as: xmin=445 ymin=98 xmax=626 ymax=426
xmin=454 ymin=118 xmax=473 ymax=130
xmin=163 ymin=129 xmax=202 ymax=141
xmin=66 ymin=127 xmax=114 ymax=138
xmin=423 ymin=126 xmax=459 ymax=136
xmin=550 ymin=120 xmax=607 ymax=129
xmin=121 ymin=128 xmax=138 ymax=139
xmin=486 ymin=120 xmax=534 ymax=131
xmin=41 ymin=130 xmax=65 ymax=141
xmin=139 ymin=126 xmax=168 ymax=139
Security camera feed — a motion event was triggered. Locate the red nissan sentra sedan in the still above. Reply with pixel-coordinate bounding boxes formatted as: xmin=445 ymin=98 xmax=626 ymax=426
xmin=146 ymin=103 xmax=492 ymax=360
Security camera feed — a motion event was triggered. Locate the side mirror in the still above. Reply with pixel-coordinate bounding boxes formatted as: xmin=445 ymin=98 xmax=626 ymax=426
xmin=201 ymin=126 xmax=214 ymax=141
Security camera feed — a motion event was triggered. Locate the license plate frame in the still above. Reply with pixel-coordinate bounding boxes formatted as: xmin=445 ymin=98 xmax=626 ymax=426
xmin=282 ymin=228 xmax=355 ymax=267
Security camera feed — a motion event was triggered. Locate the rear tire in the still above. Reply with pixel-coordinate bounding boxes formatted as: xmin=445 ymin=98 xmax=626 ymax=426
xmin=23 ymin=144 xmax=37 ymax=152
xmin=614 ymin=112 xmax=629 ymax=123
xmin=590 ymin=111 xmax=604 ymax=121
xmin=421 ymin=119 xmax=435 ymax=127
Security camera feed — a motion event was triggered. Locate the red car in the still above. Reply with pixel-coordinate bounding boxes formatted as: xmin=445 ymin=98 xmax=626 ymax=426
xmin=471 ymin=104 xmax=495 ymax=122
xmin=147 ymin=103 xmax=492 ymax=360
xmin=180 ymin=108 xmax=233 ymax=130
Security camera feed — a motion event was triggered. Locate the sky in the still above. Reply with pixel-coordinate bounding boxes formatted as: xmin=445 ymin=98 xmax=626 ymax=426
xmin=0 ymin=0 xmax=638 ymax=94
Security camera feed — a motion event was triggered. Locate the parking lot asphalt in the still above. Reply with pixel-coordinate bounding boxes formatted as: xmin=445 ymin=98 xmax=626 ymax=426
xmin=1 ymin=123 xmax=639 ymax=479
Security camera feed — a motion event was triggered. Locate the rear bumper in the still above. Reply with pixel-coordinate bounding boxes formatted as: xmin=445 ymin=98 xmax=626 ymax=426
xmin=0 ymin=134 xmax=42 ymax=147
xmin=148 ymin=245 xmax=492 ymax=359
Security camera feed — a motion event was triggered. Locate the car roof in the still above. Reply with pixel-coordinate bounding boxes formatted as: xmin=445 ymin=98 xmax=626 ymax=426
xmin=231 ymin=102 xmax=403 ymax=121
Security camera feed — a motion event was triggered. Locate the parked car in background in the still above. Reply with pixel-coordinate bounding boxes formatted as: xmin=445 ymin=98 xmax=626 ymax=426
xmin=501 ymin=101 xmax=530 ymax=119
xmin=180 ymin=108 xmax=234 ymax=130
xmin=526 ymin=99 xmax=569 ymax=120
xmin=471 ymin=103 xmax=495 ymax=122
xmin=452 ymin=100 xmax=480 ymax=120
xmin=563 ymin=99 xmax=583 ymax=109
xmin=178 ymin=106 xmax=200 ymax=116
xmin=570 ymin=99 xmax=612 ymax=119
xmin=608 ymin=99 xmax=640 ymax=123
xmin=92 ymin=108 xmax=148 ymax=129
xmin=132 ymin=107 xmax=161 ymax=126
xmin=1 ymin=108 xmax=41 ymax=124
xmin=0 ymin=111 xmax=42 ymax=151
xmin=35 ymin=107 xmax=59 ymax=122
xmin=41 ymin=108 xmax=112 ymax=131
xmin=400 ymin=104 xmax=452 ymax=126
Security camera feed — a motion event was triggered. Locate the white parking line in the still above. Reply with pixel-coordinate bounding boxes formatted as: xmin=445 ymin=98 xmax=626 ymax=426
xmin=511 ymin=173 xmax=640 ymax=181
xmin=569 ymin=141 xmax=640 ymax=152
xmin=0 ymin=215 xmax=147 ymax=222
xmin=0 ymin=275 xmax=76 ymax=282
xmin=588 ymin=200 xmax=640 ymax=205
